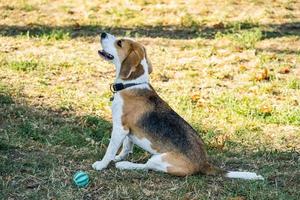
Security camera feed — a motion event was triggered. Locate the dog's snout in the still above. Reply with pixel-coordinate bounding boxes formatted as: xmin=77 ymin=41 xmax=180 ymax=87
xmin=101 ymin=32 xmax=107 ymax=39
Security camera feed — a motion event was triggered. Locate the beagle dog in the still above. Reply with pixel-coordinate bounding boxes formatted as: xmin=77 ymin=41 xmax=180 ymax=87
xmin=92 ymin=32 xmax=263 ymax=180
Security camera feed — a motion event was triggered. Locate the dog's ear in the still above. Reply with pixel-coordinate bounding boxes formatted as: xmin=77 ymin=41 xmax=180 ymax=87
xmin=143 ymin=46 xmax=153 ymax=74
xmin=120 ymin=46 xmax=144 ymax=80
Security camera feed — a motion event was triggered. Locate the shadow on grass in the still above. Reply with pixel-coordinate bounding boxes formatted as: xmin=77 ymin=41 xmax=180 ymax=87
xmin=0 ymin=22 xmax=299 ymax=39
xmin=256 ymin=48 xmax=300 ymax=55
xmin=0 ymin=93 xmax=112 ymax=149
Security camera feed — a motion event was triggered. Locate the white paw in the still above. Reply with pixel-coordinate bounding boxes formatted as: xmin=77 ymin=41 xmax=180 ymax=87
xmin=114 ymin=155 xmax=123 ymax=162
xmin=92 ymin=161 xmax=107 ymax=171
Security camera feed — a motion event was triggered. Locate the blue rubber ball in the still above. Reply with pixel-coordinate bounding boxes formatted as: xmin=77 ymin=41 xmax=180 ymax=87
xmin=73 ymin=171 xmax=89 ymax=187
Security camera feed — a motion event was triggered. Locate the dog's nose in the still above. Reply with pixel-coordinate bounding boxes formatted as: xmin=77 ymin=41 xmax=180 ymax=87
xmin=101 ymin=32 xmax=107 ymax=39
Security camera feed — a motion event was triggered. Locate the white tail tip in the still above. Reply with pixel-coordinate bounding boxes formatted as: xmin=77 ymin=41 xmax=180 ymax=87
xmin=225 ymin=171 xmax=264 ymax=180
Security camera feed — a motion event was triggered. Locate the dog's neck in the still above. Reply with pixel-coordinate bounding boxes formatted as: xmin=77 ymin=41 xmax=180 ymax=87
xmin=114 ymin=58 xmax=149 ymax=85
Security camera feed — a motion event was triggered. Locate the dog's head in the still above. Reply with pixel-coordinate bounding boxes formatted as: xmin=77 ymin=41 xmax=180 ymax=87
xmin=98 ymin=32 xmax=152 ymax=80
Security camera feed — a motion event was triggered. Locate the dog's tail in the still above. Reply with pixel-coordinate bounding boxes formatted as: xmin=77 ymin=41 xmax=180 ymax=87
xmin=224 ymin=171 xmax=264 ymax=180
xmin=200 ymin=162 xmax=264 ymax=180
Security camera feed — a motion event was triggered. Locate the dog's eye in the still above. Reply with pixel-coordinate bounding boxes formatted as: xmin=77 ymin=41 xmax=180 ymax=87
xmin=117 ymin=40 xmax=122 ymax=47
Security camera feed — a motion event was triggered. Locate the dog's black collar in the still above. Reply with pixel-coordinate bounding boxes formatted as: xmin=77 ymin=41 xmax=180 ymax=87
xmin=109 ymin=82 xmax=147 ymax=101
xmin=110 ymin=82 xmax=147 ymax=93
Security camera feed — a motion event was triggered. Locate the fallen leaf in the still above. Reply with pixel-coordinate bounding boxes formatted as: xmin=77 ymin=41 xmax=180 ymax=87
xmin=213 ymin=22 xmax=224 ymax=29
xmin=74 ymin=22 xmax=81 ymax=30
xmin=214 ymin=134 xmax=229 ymax=150
xmin=222 ymin=74 xmax=234 ymax=80
xmin=260 ymin=105 xmax=272 ymax=114
xmin=158 ymin=74 xmax=169 ymax=82
xmin=191 ymin=94 xmax=201 ymax=102
xmin=239 ymin=65 xmax=248 ymax=72
xmin=68 ymin=10 xmax=75 ymax=15
xmin=278 ymin=66 xmax=290 ymax=74
xmin=183 ymin=192 xmax=194 ymax=200
xmin=233 ymin=46 xmax=244 ymax=52
xmin=292 ymin=99 xmax=299 ymax=106
xmin=196 ymin=100 xmax=205 ymax=108
xmin=254 ymin=68 xmax=270 ymax=81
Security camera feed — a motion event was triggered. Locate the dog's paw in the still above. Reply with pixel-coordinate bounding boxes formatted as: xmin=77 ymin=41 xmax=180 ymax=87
xmin=92 ymin=161 xmax=107 ymax=171
xmin=114 ymin=155 xmax=124 ymax=162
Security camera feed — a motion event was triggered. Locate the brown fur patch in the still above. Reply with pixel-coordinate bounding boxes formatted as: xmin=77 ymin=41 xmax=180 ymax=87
xmin=199 ymin=162 xmax=227 ymax=176
xmin=163 ymin=152 xmax=199 ymax=176
xmin=120 ymin=89 xmax=152 ymax=137
xmin=116 ymin=39 xmax=152 ymax=80
xmin=120 ymin=88 xmax=171 ymax=153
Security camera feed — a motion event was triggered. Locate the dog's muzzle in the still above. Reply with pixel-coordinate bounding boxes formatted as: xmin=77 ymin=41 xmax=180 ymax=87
xmin=98 ymin=32 xmax=114 ymax=60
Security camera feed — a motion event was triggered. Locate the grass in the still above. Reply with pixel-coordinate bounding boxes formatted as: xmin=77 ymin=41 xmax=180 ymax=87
xmin=25 ymin=29 xmax=71 ymax=41
xmin=0 ymin=0 xmax=300 ymax=199
xmin=5 ymin=60 xmax=40 ymax=71
xmin=216 ymin=28 xmax=263 ymax=49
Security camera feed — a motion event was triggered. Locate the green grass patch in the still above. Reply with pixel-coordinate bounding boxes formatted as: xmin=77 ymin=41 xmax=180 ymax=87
xmin=227 ymin=20 xmax=259 ymax=31
xmin=180 ymin=13 xmax=199 ymax=28
xmin=52 ymin=125 xmax=88 ymax=147
xmin=81 ymin=115 xmax=111 ymax=142
xmin=16 ymin=120 xmax=48 ymax=143
xmin=288 ymin=79 xmax=300 ymax=89
xmin=217 ymin=28 xmax=263 ymax=49
xmin=5 ymin=60 xmax=40 ymax=71
xmin=25 ymin=29 xmax=71 ymax=40
xmin=0 ymin=93 xmax=13 ymax=104
xmin=0 ymin=83 xmax=14 ymax=104
xmin=20 ymin=3 xmax=37 ymax=12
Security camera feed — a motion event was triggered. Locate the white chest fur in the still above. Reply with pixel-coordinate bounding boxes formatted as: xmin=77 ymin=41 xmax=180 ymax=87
xmin=112 ymin=90 xmax=157 ymax=155
xmin=111 ymin=93 xmax=123 ymax=125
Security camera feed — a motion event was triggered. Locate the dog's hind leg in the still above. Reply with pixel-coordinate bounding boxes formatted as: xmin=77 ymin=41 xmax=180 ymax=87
xmin=114 ymin=136 xmax=134 ymax=162
xmin=115 ymin=154 xmax=169 ymax=172
xmin=116 ymin=152 xmax=198 ymax=176
xmin=115 ymin=161 xmax=147 ymax=170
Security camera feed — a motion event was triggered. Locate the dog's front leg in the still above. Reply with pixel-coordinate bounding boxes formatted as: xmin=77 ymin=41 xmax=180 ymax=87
xmin=92 ymin=126 xmax=128 ymax=171
xmin=114 ymin=136 xmax=134 ymax=162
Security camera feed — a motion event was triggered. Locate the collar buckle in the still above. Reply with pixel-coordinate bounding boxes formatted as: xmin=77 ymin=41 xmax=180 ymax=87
xmin=110 ymin=83 xmax=125 ymax=93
